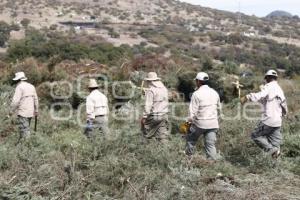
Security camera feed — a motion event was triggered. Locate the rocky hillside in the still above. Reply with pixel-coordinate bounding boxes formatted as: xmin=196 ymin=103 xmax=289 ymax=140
xmin=0 ymin=0 xmax=299 ymax=77
xmin=0 ymin=0 xmax=300 ymax=46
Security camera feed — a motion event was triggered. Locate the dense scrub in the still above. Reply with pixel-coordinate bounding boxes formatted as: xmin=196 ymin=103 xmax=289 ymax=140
xmin=0 ymin=21 xmax=299 ymax=199
xmin=0 ymin=21 xmax=20 ymax=47
xmin=139 ymin=27 xmax=300 ymax=75
xmin=0 ymin=74 xmax=299 ymax=199
xmin=7 ymin=29 xmax=133 ymax=66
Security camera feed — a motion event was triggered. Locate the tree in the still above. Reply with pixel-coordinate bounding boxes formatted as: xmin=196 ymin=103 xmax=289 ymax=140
xmin=49 ymin=24 xmax=58 ymax=30
xmin=0 ymin=34 xmax=9 ymax=47
xmin=202 ymin=55 xmax=213 ymax=70
xmin=226 ymin=33 xmax=244 ymax=45
xmin=0 ymin=21 xmax=11 ymax=47
xmin=224 ymin=60 xmax=239 ymax=74
xmin=21 ymin=18 xmax=30 ymax=28
xmin=10 ymin=23 xmax=20 ymax=31
xmin=108 ymin=28 xmax=120 ymax=38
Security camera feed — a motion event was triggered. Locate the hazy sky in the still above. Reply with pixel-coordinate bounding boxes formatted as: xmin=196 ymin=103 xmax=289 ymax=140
xmin=180 ymin=0 xmax=300 ymax=17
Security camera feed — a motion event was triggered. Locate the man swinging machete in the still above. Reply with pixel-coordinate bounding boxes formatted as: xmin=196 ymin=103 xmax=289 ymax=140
xmin=240 ymin=69 xmax=288 ymax=159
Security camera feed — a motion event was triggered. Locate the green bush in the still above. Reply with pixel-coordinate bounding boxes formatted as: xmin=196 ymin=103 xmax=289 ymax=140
xmin=223 ymin=60 xmax=239 ymax=74
xmin=0 ymin=21 xmax=18 ymax=47
xmin=0 ymin=146 xmax=13 ymax=170
xmin=177 ymin=71 xmax=196 ymax=101
xmin=7 ymin=29 xmax=132 ymax=66
xmin=20 ymin=18 xmax=30 ymax=28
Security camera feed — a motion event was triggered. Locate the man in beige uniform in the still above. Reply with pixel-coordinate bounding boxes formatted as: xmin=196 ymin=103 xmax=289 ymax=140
xmin=84 ymin=79 xmax=109 ymax=138
xmin=241 ymin=70 xmax=288 ymax=158
xmin=10 ymin=72 xmax=39 ymax=138
xmin=185 ymin=72 xmax=221 ymax=160
xmin=141 ymin=72 xmax=169 ymax=142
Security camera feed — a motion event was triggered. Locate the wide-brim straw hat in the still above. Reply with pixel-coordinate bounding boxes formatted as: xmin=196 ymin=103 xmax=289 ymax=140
xmin=13 ymin=72 xmax=28 ymax=81
xmin=88 ymin=79 xmax=99 ymax=88
xmin=144 ymin=72 xmax=161 ymax=81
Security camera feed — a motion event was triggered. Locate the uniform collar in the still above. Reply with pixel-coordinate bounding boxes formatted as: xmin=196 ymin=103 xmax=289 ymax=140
xmin=17 ymin=80 xmax=25 ymax=86
xmin=265 ymin=80 xmax=277 ymax=86
xmin=197 ymin=85 xmax=209 ymax=90
xmin=90 ymin=89 xmax=99 ymax=95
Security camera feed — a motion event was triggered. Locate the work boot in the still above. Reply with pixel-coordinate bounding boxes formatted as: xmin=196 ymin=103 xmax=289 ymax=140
xmin=267 ymin=147 xmax=280 ymax=159
xmin=271 ymin=150 xmax=281 ymax=159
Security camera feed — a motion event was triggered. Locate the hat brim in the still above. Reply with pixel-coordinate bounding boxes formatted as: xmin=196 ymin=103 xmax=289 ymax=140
xmin=145 ymin=78 xmax=161 ymax=81
xmin=194 ymin=78 xmax=209 ymax=81
xmin=264 ymin=75 xmax=278 ymax=78
xmin=13 ymin=77 xmax=28 ymax=81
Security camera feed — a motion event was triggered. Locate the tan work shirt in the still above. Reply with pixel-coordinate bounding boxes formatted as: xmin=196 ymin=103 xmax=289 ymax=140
xmin=11 ymin=81 xmax=39 ymax=118
xmin=247 ymin=81 xmax=287 ymax=127
xmin=143 ymin=82 xmax=169 ymax=118
xmin=86 ymin=89 xmax=109 ymax=119
xmin=189 ymin=85 xmax=220 ymax=129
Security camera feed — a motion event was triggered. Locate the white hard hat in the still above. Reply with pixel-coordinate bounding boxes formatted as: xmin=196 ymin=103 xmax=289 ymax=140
xmin=195 ymin=72 xmax=209 ymax=81
xmin=13 ymin=72 xmax=28 ymax=81
xmin=265 ymin=70 xmax=278 ymax=77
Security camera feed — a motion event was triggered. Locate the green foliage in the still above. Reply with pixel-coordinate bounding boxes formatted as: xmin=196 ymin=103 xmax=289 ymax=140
xmin=108 ymin=28 xmax=120 ymax=38
xmin=0 ymin=146 xmax=13 ymax=170
xmin=177 ymin=71 xmax=196 ymax=101
xmin=0 ymin=101 xmax=299 ymax=199
xmin=0 ymin=11 xmax=300 ymax=198
xmin=283 ymin=134 xmax=300 ymax=157
xmin=225 ymin=33 xmax=246 ymax=45
xmin=7 ymin=29 xmax=132 ymax=65
xmin=223 ymin=60 xmax=239 ymax=74
xmin=20 ymin=18 xmax=30 ymax=28
xmin=201 ymin=55 xmax=213 ymax=71
xmin=0 ymin=21 xmax=19 ymax=47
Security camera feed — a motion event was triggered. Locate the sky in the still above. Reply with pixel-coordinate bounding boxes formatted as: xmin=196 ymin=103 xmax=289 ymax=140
xmin=179 ymin=0 xmax=300 ymax=17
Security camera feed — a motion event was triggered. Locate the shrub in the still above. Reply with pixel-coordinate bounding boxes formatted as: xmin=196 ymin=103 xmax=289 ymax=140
xmin=223 ymin=60 xmax=239 ymax=74
xmin=108 ymin=28 xmax=120 ymax=38
xmin=49 ymin=24 xmax=58 ymax=30
xmin=10 ymin=57 xmax=49 ymax=85
xmin=177 ymin=71 xmax=196 ymax=101
xmin=0 ymin=21 xmax=12 ymax=47
xmin=201 ymin=55 xmax=213 ymax=71
xmin=7 ymin=29 xmax=132 ymax=66
xmin=226 ymin=33 xmax=246 ymax=45
xmin=20 ymin=18 xmax=30 ymax=28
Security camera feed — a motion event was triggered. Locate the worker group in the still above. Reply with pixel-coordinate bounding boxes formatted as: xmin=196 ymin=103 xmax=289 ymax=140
xmin=9 ymin=69 xmax=288 ymax=160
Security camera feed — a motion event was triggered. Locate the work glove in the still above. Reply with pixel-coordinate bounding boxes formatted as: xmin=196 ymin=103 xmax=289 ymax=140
xmin=179 ymin=122 xmax=191 ymax=135
xmin=86 ymin=119 xmax=94 ymax=128
xmin=240 ymin=96 xmax=248 ymax=105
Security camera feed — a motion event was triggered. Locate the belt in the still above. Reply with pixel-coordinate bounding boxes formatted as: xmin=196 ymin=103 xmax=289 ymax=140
xmin=95 ymin=115 xmax=105 ymax=117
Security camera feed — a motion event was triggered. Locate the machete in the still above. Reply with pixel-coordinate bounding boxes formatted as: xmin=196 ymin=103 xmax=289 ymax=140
xmin=34 ymin=116 xmax=38 ymax=132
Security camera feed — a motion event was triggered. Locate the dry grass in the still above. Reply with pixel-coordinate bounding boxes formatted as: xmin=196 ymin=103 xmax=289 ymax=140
xmin=0 ymin=83 xmax=299 ymax=199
